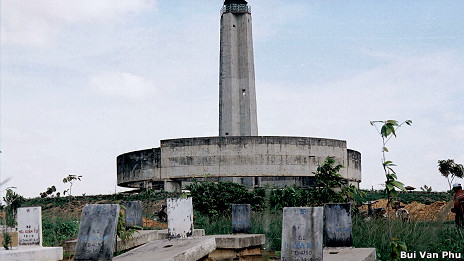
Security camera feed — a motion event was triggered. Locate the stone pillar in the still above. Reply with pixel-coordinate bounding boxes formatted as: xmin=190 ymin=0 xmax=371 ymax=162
xmin=219 ymin=5 xmax=258 ymax=136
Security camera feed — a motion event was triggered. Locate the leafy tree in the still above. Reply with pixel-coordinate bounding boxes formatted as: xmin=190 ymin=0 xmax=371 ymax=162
xmin=269 ymin=157 xmax=364 ymax=209
xmin=371 ymin=119 xmax=411 ymax=261
xmin=40 ymin=186 xmax=57 ymax=198
xmin=313 ymin=156 xmax=364 ymax=205
xmin=438 ymin=159 xmax=464 ymax=191
xmin=311 ymin=157 xmax=345 ymax=205
xmin=62 ymin=174 xmax=82 ymax=196
xmin=269 ymin=186 xmax=312 ymax=210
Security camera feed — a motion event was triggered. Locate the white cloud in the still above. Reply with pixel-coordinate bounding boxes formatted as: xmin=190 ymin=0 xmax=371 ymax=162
xmin=1 ymin=0 xmax=155 ymax=46
xmin=256 ymin=52 xmax=464 ymax=191
xmin=90 ymin=71 xmax=157 ymax=100
xmin=449 ymin=124 xmax=464 ymax=141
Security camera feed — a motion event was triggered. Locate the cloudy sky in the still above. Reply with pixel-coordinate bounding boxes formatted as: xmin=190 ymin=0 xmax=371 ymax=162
xmin=1 ymin=0 xmax=463 ymax=198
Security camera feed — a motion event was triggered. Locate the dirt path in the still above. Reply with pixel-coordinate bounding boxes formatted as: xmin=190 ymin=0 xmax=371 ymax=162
xmin=358 ymin=199 xmax=455 ymax=221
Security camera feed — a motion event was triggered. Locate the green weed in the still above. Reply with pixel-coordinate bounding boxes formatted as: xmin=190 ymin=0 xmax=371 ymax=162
xmin=42 ymin=216 xmax=80 ymax=247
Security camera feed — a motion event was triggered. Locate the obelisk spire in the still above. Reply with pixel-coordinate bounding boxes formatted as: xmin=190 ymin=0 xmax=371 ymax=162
xmin=219 ymin=0 xmax=258 ymax=136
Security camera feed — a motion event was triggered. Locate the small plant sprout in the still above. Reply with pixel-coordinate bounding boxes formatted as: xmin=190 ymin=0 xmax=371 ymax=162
xmin=370 ymin=119 xmax=411 ymax=261
xmin=63 ymin=174 xmax=82 ymax=197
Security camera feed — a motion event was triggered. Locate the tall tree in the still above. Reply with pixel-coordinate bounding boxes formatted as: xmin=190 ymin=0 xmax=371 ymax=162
xmin=438 ymin=159 xmax=464 ymax=190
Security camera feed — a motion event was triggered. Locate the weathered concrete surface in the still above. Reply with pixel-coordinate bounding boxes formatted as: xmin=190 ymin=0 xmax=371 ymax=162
xmin=17 ymin=207 xmax=42 ymax=246
xmin=117 ymin=136 xmax=361 ymax=190
xmin=113 ymin=237 xmax=216 ymax=261
xmin=164 ymin=180 xmax=182 ymax=193
xmin=63 ymin=230 xmax=159 ymax=255
xmin=219 ymin=9 xmax=258 ymax=137
xmin=161 ymin=137 xmax=350 ymax=179
xmin=74 ymin=204 xmax=119 ymax=261
xmin=232 ymin=204 xmax=251 ymax=234
xmin=124 ymin=201 xmax=143 ymax=228
xmin=324 ymin=247 xmax=376 ymax=261
xmin=0 ymin=246 xmax=63 ymax=261
xmin=157 ymin=229 xmax=205 ymax=240
xmin=281 ymin=207 xmax=323 ymax=261
xmin=324 ymin=203 xmax=353 ymax=247
xmin=117 ymin=148 xmax=161 ymax=187
xmin=167 ymin=198 xmax=194 ymax=238
xmin=207 ymin=234 xmax=265 ymax=261
xmin=214 ymin=234 xmax=265 ymax=249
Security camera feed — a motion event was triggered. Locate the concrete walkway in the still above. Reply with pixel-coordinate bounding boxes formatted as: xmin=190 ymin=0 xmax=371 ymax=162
xmin=324 ymin=247 xmax=376 ymax=261
xmin=114 ymin=236 xmax=216 ymax=261
xmin=0 ymin=246 xmax=63 ymax=261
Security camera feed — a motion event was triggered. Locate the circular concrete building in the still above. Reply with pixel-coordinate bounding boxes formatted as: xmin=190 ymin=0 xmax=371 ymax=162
xmin=117 ymin=1 xmax=361 ymax=192
xmin=117 ymin=136 xmax=361 ymax=191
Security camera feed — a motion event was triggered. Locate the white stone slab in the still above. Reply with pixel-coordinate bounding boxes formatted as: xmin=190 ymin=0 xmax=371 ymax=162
xmin=167 ymin=197 xmax=193 ymax=239
xmin=17 ymin=207 xmax=42 ymax=246
xmin=0 ymin=246 xmax=63 ymax=261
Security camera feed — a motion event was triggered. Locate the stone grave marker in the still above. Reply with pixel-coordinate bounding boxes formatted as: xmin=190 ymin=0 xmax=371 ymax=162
xmin=281 ymin=207 xmax=323 ymax=261
xmin=74 ymin=204 xmax=120 ymax=261
xmin=232 ymin=204 xmax=251 ymax=234
xmin=324 ymin=203 xmax=353 ymax=247
xmin=124 ymin=201 xmax=143 ymax=228
xmin=17 ymin=207 xmax=42 ymax=246
xmin=167 ymin=197 xmax=193 ymax=238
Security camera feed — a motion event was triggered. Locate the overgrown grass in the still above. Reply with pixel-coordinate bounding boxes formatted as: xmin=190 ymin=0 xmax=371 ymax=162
xmin=353 ymin=216 xmax=464 ymax=261
xmin=42 ymin=216 xmax=80 ymax=247
xmin=195 ymin=211 xmax=464 ymax=261
xmin=194 ymin=210 xmax=283 ymax=251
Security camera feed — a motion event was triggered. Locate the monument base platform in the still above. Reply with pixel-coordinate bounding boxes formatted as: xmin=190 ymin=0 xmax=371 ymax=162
xmin=0 ymin=246 xmax=63 ymax=261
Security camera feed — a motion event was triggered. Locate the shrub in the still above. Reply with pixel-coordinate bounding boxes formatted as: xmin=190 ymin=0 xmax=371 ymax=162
xmin=269 ymin=186 xmax=312 ymax=210
xmin=42 ymin=216 xmax=80 ymax=246
xmin=269 ymin=157 xmax=362 ymax=210
xmin=187 ymin=180 xmax=266 ymax=217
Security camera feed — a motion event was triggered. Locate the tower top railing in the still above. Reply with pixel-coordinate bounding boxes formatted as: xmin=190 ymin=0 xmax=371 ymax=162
xmin=221 ymin=4 xmax=251 ymax=14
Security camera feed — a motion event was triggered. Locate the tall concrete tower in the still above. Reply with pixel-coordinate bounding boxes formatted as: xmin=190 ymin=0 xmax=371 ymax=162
xmin=219 ymin=0 xmax=258 ymax=136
